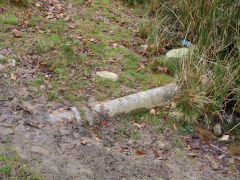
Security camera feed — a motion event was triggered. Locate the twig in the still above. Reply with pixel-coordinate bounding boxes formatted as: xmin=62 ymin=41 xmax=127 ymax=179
xmin=228 ymin=122 xmax=240 ymax=133
xmin=13 ymin=66 xmax=38 ymax=86
xmin=209 ymin=144 xmax=229 ymax=155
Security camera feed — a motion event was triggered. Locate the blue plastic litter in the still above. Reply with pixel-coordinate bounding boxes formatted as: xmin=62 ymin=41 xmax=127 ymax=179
xmin=181 ymin=40 xmax=192 ymax=47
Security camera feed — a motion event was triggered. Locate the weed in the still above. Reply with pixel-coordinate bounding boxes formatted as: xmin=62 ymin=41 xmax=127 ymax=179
xmin=64 ymin=92 xmax=76 ymax=102
xmin=48 ymin=92 xmax=57 ymax=100
xmin=0 ymin=15 xmax=18 ymax=25
xmin=0 ymin=146 xmax=42 ymax=179
xmin=173 ymin=138 xmax=183 ymax=147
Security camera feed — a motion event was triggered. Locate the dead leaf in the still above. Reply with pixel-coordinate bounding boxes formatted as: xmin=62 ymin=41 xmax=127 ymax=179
xmin=69 ymin=23 xmax=76 ymax=29
xmin=95 ymin=137 xmax=101 ymax=142
xmin=12 ymin=29 xmax=22 ymax=38
xmin=133 ymin=122 xmax=145 ymax=130
xmin=101 ymin=119 xmax=108 ymax=127
xmin=136 ymin=150 xmax=146 ymax=155
xmin=112 ymin=43 xmax=118 ymax=48
xmin=172 ymin=123 xmax=177 ymax=130
xmin=150 ymin=109 xmax=155 ymax=116
xmin=59 ymin=87 xmax=67 ymax=93
xmin=10 ymin=73 xmax=17 ymax=80
xmin=136 ymin=63 xmax=145 ymax=72
xmin=48 ymin=66 xmax=54 ymax=72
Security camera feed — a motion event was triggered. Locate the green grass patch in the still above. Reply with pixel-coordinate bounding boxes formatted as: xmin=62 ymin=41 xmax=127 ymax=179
xmin=0 ymin=147 xmax=42 ymax=179
xmin=0 ymin=15 xmax=18 ymax=25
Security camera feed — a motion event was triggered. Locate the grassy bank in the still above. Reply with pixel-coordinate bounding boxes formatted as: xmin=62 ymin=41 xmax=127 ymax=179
xmin=126 ymin=0 xmax=240 ymax=125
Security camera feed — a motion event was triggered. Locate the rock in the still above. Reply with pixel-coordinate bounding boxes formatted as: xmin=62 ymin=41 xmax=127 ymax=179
xmin=156 ymin=140 xmax=165 ymax=150
xmin=0 ymin=54 xmax=6 ymax=61
xmin=59 ymin=127 xmax=71 ymax=136
xmin=96 ymin=71 xmax=118 ymax=81
xmin=140 ymin=44 xmax=148 ymax=52
xmin=70 ymin=107 xmax=81 ymax=124
xmin=73 ymin=132 xmax=79 ymax=139
xmin=206 ymin=155 xmax=220 ymax=170
xmin=12 ymin=29 xmax=22 ymax=38
xmin=213 ymin=124 xmax=222 ymax=136
xmin=80 ymin=138 xmax=88 ymax=145
xmin=228 ymin=158 xmax=235 ymax=164
xmin=30 ymin=145 xmax=49 ymax=156
xmin=166 ymin=48 xmax=190 ymax=59
xmin=0 ymin=127 xmax=14 ymax=135
xmin=48 ymin=110 xmax=75 ymax=124
xmin=0 ymin=64 xmax=7 ymax=72
xmin=7 ymin=59 xmax=16 ymax=67
xmin=218 ymin=135 xmax=230 ymax=142
xmin=83 ymin=106 xmax=96 ymax=125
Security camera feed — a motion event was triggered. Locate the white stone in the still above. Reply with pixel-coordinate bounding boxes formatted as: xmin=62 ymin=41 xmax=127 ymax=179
xmin=96 ymin=71 xmax=118 ymax=81
xmin=48 ymin=110 xmax=75 ymax=124
xmin=166 ymin=48 xmax=190 ymax=59
xmin=218 ymin=135 xmax=230 ymax=142
xmin=70 ymin=107 xmax=81 ymax=124
xmin=213 ymin=124 xmax=222 ymax=136
xmin=7 ymin=59 xmax=16 ymax=67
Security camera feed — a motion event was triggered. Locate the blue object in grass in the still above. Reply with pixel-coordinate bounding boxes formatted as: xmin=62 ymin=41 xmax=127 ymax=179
xmin=181 ymin=40 xmax=192 ymax=47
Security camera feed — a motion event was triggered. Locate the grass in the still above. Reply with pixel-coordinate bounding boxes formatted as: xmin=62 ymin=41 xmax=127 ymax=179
xmin=0 ymin=146 xmax=42 ymax=180
xmin=125 ymin=0 xmax=240 ymax=126
xmin=0 ymin=15 xmax=18 ymax=25
xmin=0 ymin=0 xmax=173 ymax=105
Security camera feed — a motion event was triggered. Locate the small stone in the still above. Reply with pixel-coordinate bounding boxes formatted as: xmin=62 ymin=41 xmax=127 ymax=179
xmin=0 ymin=127 xmax=14 ymax=135
xmin=156 ymin=140 xmax=165 ymax=150
xmin=30 ymin=146 xmax=49 ymax=156
xmin=206 ymin=155 xmax=219 ymax=170
xmin=166 ymin=48 xmax=190 ymax=59
xmin=80 ymin=138 xmax=87 ymax=145
xmin=213 ymin=124 xmax=222 ymax=136
xmin=218 ymin=135 xmax=230 ymax=142
xmin=0 ymin=54 xmax=6 ymax=61
xmin=140 ymin=44 xmax=148 ymax=51
xmin=73 ymin=132 xmax=79 ymax=139
xmin=70 ymin=107 xmax=81 ymax=124
xmin=96 ymin=71 xmax=118 ymax=81
xmin=7 ymin=59 xmax=16 ymax=67
xmin=48 ymin=110 xmax=75 ymax=124
xmin=228 ymin=158 xmax=235 ymax=164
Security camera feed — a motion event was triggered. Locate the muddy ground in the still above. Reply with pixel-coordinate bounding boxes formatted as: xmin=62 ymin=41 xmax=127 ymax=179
xmin=0 ymin=84 xmax=239 ymax=179
xmin=0 ymin=0 xmax=239 ymax=179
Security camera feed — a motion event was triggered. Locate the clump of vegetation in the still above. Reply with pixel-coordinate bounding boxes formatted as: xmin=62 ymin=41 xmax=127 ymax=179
xmin=1 ymin=0 xmax=29 ymax=5
xmin=125 ymin=0 xmax=240 ymax=125
xmin=0 ymin=147 xmax=42 ymax=179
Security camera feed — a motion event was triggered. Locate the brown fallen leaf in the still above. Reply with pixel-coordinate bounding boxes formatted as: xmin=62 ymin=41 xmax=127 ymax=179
xmin=10 ymin=73 xmax=17 ymax=80
xmin=12 ymin=29 xmax=22 ymax=38
xmin=136 ymin=150 xmax=146 ymax=155
xmin=59 ymin=87 xmax=67 ymax=93
xmin=101 ymin=119 xmax=108 ymax=127
xmin=112 ymin=43 xmax=118 ymax=48
xmin=172 ymin=123 xmax=177 ymax=130
xmin=48 ymin=66 xmax=54 ymax=72
xmin=133 ymin=122 xmax=145 ymax=130
xmin=150 ymin=109 xmax=155 ymax=116
xmin=69 ymin=23 xmax=76 ymax=29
